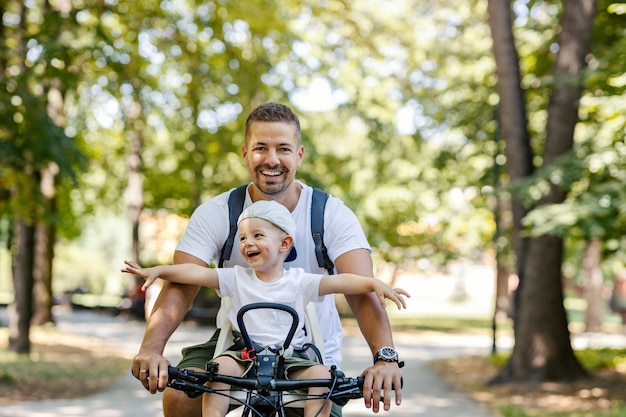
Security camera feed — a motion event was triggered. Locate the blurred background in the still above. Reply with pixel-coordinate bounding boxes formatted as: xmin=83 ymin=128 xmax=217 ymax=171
xmin=0 ymin=0 xmax=625 ymax=379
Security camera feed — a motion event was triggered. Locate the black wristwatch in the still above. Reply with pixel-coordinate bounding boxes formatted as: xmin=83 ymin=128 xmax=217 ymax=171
xmin=373 ymin=346 xmax=404 ymax=368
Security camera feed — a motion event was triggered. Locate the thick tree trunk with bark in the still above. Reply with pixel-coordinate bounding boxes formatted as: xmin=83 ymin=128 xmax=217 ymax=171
xmin=487 ymin=0 xmax=534 ymax=280
xmin=498 ymin=235 xmax=588 ymax=381
xmin=488 ymin=0 xmax=597 ymax=382
xmin=8 ymin=218 xmax=35 ymax=354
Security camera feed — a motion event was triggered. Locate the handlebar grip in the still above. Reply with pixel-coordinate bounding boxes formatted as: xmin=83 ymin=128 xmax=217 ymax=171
xmin=168 ymin=366 xmax=180 ymax=379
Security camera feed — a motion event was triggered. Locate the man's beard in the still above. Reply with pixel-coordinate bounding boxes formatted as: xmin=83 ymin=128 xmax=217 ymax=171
xmin=254 ymin=166 xmax=291 ymax=196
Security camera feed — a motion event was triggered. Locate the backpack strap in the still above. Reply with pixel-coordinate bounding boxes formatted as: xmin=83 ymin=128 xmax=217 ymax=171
xmin=311 ymin=188 xmax=335 ymax=275
xmin=218 ymin=185 xmax=248 ymax=268
xmin=219 ymin=185 xmax=334 ymax=275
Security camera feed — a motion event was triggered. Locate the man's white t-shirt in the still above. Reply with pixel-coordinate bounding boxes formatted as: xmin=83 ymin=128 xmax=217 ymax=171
xmin=176 ymin=181 xmax=371 ymax=367
xmin=216 ymin=266 xmax=323 ymax=349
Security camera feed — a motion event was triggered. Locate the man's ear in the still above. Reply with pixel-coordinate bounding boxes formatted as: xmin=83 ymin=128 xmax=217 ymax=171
xmin=279 ymin=235 xmax=294 ymax=253
xmin=296 ymin=144 xmax=304 ymax=168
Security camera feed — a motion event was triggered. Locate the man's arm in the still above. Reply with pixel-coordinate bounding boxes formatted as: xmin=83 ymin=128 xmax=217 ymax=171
xmin=334 ymin=249 xmax=403 ymax=412
xmin=131 ymin=251 xmax=206 ymax=393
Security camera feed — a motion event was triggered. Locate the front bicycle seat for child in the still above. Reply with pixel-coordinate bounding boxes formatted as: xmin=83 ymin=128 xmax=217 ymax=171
xmin=212 ymin=301 xmax=327 ymax=413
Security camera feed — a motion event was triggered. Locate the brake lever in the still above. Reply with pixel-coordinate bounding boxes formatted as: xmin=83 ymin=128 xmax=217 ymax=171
xmin=329 ymin=384 xmax=363 ymax=406
xmin=167 ymin=379 xmax=206 ymax=399
xmin=168 ymin=367 xmax=211 ymax=398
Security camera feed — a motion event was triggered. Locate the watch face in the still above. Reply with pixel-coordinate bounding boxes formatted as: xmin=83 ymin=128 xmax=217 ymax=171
xmin=380 ymin=347 xmax=397 ymax=360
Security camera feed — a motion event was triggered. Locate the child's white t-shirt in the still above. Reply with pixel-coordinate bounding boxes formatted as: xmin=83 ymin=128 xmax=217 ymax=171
xmin=216 ymin=266 xmax=323 ymax=349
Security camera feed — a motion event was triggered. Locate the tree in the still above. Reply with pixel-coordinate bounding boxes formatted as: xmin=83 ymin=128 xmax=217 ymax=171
xmin=0 ymin=1 xmax=86 ymax=352
xmin=520 ymin=0 xmax=626 ymax=330
xmin=488 ymin=0 xmax=597 ymax=382
xmin=58 ymin=1 xmax=305 ymax=310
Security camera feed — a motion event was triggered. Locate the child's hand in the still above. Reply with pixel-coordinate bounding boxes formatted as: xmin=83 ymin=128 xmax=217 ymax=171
xmin=374 ymin=282 xmax=410 ymax=310
xmin=121 ymin=260 xmax=158 ymax=291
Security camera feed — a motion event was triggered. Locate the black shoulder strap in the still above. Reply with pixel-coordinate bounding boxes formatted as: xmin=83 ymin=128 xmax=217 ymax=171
xmin=219 ymin=185 xmax=248 ymax=267
xmin=311 ymin=188 xmax=334 ymax=275
xmin=219 ymin=185 xmax=334 ymax=275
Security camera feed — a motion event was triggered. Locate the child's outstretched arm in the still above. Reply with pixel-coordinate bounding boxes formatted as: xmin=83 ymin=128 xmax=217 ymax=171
xmin=319 ymin=274 xmax=410 ymax=310
xmin=121 ymin=260 xmax=220 ymax=291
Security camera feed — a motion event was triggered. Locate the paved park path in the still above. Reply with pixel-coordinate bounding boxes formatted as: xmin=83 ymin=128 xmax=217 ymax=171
xmin=1 ymin=308 xmax=500 ymax=417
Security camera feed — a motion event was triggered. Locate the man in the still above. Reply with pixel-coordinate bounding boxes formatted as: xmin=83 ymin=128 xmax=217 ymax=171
xmin=131 ymin=103 xmax=404 ymax=416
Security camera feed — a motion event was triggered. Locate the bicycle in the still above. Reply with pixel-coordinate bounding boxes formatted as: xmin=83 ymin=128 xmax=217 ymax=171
xmin=166 ymin=302 xmax=367 ymax=417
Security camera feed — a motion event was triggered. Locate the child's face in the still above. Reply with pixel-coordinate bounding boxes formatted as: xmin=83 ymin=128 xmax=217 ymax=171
xmin=238 ymin=217 xmax=291 ymax=270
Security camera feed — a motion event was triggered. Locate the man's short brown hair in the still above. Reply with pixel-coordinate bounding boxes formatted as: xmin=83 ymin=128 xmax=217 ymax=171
xmin=244 ymin=103 xmax=301 ymax=144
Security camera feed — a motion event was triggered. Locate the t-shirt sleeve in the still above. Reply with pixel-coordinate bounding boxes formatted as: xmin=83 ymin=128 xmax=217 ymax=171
xmin=215 ymin=268 xmax=236 ymax=298
xmin=300 ymin=272 xmax=325 ymax=304
xmin=323 ymin=196 xmax=371 ymax=263
xmin=175 ymin=195 xmax=230 ymax=266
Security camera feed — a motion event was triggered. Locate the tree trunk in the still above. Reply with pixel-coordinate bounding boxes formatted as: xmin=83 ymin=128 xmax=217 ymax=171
xmin=32 ymin=163 xmax=59 ymax=326
xmin=32 ymin=65 xmax=68 ymax=325
xmin=582 ymin=239 xmax=603 ymax=332
xmin=488 ymin=0 xmax=597 ymax=383
xmin=544 ymin=0 xmax=597 ymax=165
xmin=498 ymin=235 xmax=587 ymax=381
xmin=7 ymin=0 xmax=33 ymax=354
xmin=486 ymin=0 xmax=534 ymax=324
xmin=31 ymin=221 xmax=55 ymax=325
xmin=8 ymin=218 xmax=35 ymax=354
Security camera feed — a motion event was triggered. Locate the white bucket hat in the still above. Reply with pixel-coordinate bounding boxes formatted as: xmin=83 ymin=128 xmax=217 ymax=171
xmin=237 ymin=200 xmax=296 ymax=239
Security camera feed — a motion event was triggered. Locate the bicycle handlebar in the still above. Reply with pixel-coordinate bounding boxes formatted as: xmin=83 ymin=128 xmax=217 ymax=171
xmin=167 ymin=365 xmax=365 ymax=404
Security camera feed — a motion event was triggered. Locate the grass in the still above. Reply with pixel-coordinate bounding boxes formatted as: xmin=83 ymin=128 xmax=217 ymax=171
xmin=0 ymin=327 xmax=130 ymax=404
xmin=343 ymin=314 xmax=500 ymax=334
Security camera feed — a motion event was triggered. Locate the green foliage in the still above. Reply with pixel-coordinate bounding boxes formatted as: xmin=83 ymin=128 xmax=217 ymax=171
xmin=285 ymin=0 xmax=501 ymax=267
xmin=2 ymin=0 xmax=624 ymax=296
xmin=0 ymin=2 xmax=88 ymax=228
xmin=485 ymin=1 xmax=626 ymax=277
xmin=575 ymin=348 xmax=626 ymax=372
xmin=489 ymin=351 xmax=510 ymax=368
xmin=519 ymin=102 xmax=626 ymax=271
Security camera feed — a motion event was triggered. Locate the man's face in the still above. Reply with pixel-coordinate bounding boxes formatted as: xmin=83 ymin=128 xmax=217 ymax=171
xmin=242 ymin=121 xmax=304 ymax=196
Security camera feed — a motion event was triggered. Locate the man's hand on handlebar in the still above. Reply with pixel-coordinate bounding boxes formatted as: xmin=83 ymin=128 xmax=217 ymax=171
xmin=131 ymin=350 xmax=171 ymax=394
xmin=361 ymin=361 xmax=403 ymax=412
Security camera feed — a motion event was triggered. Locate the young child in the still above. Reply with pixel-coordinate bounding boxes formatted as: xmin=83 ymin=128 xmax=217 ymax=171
xmin=122 ymin=200 xmax=409 ymax=417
